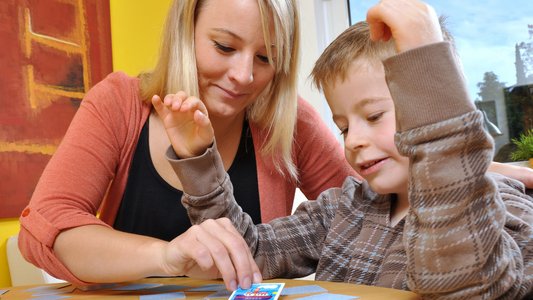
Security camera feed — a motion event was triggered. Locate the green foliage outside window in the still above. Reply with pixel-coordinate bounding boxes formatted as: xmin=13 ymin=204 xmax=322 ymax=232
xmin=511 ymin=129 xmax=533 ymax=161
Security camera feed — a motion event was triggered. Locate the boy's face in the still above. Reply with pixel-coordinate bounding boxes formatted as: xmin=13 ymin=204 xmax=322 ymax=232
xmin=325 ymin=63 xmax=409 ymax=196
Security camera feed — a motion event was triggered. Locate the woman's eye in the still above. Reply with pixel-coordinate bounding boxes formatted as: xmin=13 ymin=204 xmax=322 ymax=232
xmin=214 ymin=41 xmax=234 ymax=53
xmin=256 ymin=55 xmax=269 ymax=64
xmin=367 ymin=112 xmax=384 ymax=122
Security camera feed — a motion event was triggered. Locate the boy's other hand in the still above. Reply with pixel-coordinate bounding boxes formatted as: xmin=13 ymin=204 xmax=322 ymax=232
xmin=366 ymin=0 xmax=443 ymax=53
xmin=152 ymin=93 xmax=214 ymax=158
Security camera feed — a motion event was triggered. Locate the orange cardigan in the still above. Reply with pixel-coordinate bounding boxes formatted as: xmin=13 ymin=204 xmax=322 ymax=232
xmin=18 ymin=72 xmax=355 ymax=285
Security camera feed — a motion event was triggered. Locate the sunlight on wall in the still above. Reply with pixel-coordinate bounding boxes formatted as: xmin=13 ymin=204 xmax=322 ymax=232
xmin=109 ymin=0 xmax=172 ymax=75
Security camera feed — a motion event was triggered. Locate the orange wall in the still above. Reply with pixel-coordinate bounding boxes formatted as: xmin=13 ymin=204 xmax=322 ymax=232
xmin=0 ymin=0 xmax=171 ymax=288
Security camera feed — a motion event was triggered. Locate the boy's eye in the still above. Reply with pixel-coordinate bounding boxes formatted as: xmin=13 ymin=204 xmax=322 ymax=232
xmin=367 ymin=112 xmax=384 ymax=122
xmin=213 ymin=41 xmax=234 ymax=53
xmin=339 ymin=127 xmax=348 ymax=137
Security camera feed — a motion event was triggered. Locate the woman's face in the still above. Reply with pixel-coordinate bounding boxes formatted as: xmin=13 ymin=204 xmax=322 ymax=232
xmin=194 ymin=0 xmax=276 ymax=120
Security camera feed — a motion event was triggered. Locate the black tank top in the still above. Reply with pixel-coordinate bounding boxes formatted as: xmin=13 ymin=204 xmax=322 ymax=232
xmin=114 ymin=118 xmax=260 ymax=241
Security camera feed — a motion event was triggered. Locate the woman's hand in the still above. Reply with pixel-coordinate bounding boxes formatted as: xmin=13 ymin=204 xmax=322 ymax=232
xmin=366 ymin=0 xmax=443 ymax=53
xmin=489 ymin=162 xmax=533 ymax=189
xmin=152 ymin=92 xmax=215 ymax=158
xmin=159 ymin=218 xmax=262 ymax=291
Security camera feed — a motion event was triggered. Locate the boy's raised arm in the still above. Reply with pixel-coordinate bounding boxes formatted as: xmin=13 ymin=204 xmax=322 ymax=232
xmin=367 ymin=0 xmax=533 ymax=190
xmin=371 ymin=0 xmax=533 ymax=297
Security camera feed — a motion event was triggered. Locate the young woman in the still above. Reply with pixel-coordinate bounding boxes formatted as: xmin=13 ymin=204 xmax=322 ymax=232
xmin=18 ymin=0 xmax=353 ymax=290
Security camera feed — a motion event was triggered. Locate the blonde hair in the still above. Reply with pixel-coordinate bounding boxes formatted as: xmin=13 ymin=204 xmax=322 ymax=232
xmin=312 ymin=18 xmax=453 ymax=92
xmin=140 ymin=0 xmax=300 ymax=180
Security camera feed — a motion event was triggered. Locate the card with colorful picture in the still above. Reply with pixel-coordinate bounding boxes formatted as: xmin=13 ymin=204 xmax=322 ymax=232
xmin=228 ymin=283 xmax=285 ymax=300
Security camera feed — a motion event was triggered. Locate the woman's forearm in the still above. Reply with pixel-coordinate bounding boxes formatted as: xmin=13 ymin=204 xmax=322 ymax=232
xmin=488 ymin=161 xmax=533 ymax=188
xmin=53 ymin=225 xmax=168 ymax=283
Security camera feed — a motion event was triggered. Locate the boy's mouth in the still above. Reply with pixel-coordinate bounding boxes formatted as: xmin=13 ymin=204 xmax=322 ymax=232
xmin=357 ymin=158 xmax=388 ymax=175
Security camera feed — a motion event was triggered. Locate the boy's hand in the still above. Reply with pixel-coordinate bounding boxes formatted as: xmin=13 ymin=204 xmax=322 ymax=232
xmin=366 ymin=0 xmax=443 ymax=53
xmin=152 ymin=93 xmax=214 ymax=158
xmin=161 ymin=218 xmax=262 ymax=291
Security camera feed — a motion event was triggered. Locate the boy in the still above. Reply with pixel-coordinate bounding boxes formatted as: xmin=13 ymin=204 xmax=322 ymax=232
xmin=154 ymin=0 xmax=533 ymax=297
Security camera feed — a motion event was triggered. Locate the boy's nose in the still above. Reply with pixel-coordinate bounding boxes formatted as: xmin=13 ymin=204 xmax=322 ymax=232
xmin=344 ymin=129 xmax=368 ymax=152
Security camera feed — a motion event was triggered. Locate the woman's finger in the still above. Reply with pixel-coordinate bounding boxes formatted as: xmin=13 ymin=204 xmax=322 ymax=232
xmin=175 ymin=221 xmax=241 ymax=291
xmin=215 ymin=218 xmax=259 ymax=287
xmin=220 ymin=219 xmax=262 ymax=284
xmin=200 ymin=219 xmax=256 ymax=290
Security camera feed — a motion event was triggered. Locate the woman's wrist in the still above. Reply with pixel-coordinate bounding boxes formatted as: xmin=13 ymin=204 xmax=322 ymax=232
xmin=144 ymin=239 xmax=175 ymax=277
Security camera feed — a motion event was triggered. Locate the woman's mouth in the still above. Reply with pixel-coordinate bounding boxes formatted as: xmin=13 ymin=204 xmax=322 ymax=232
xmin=216 ymin=85 xmax=246 ymax=99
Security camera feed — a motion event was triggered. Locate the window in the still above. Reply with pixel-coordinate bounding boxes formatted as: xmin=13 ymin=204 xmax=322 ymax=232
xmin=347 ymin=0 xmax=533 ymax=162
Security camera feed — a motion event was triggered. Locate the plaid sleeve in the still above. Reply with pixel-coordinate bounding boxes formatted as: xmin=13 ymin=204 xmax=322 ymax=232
xmin=251 ymin=189 xmax=341 ymax=278
xmin=168 ymin=142 xmax=341 ymax=279
xmin=398 ymin=112 xmax=532 ymax=298
xmin=387 ymin=42 xmax=533 ymax=298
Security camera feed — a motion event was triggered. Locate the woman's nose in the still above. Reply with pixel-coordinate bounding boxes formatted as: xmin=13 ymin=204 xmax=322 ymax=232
xmin=228 ymin=54 xmax=254 ymax=85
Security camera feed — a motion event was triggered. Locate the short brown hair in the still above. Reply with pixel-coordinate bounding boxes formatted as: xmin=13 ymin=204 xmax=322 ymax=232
xmin=311 ymin=17 xmax=452 ymax=92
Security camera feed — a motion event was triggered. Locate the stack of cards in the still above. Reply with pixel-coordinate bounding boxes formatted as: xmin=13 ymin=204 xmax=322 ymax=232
xmin=229 ymin=283 xmax=285 ymax=300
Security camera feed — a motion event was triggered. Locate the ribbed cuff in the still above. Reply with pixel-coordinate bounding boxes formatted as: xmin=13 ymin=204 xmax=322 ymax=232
xmin=383 ymin=42 xmax=475 ymax=131
xmin=166 ymin=141 xmax=226 ymax=196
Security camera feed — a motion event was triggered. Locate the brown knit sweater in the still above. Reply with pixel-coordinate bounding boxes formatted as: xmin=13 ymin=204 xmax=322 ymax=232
xmin=171 ymin=42 xmax=533 ymax=299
